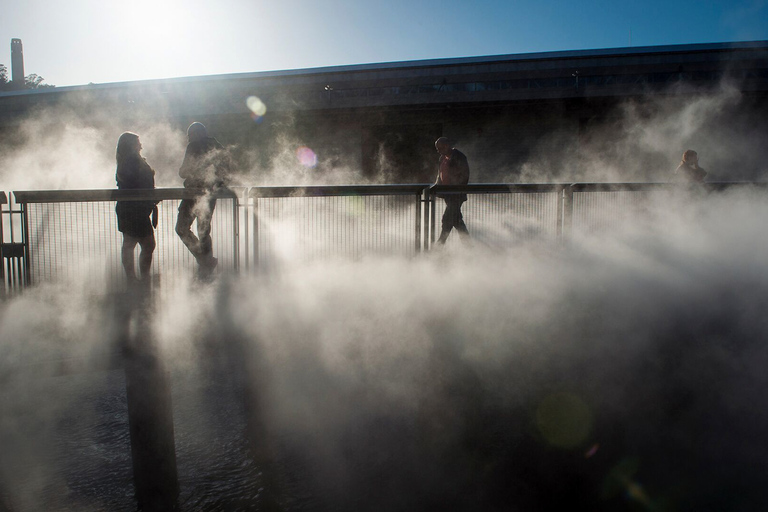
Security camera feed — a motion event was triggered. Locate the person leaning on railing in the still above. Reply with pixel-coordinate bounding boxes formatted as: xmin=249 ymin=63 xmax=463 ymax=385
xmin=434 ymin=137 xmax=471 ymax=244
xmin=175 ymin=122 xmax=233 ymax=278
xmin=115 ymin=132 xmax=158 ymax=284
xmin=675 ymin=149 xmax=707 ymax=183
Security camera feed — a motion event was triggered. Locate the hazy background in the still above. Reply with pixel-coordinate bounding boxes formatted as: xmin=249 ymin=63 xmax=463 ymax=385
xmin=1 ymin=79 xmax=766 ymax=191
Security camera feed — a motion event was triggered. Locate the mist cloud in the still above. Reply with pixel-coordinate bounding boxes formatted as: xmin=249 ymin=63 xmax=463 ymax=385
xmin=2 ymin=79 xmax=768 ymax=509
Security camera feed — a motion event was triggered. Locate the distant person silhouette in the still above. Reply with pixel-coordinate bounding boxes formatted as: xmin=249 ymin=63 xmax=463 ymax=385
xmin=176 ymin=122 xmax=232 ymax=278
xmin=675 ymin=150 xmax=707 ymax=183
xmin=434 ymin=137 xmax=470 ymax=244
xmin=115 ymin=132 xmax=157 ymax=283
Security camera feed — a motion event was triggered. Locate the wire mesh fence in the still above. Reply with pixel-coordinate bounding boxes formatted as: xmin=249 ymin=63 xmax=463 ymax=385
xmin=248 ymin=186 xmax=424 ymax=269
xmin=428 ymin=184 xmax=565 ymax=249
xmin=11 ymin=189 xmax=239 ymax=293
xmin=1 ymin=192 xmax=27 ymax=295
xmin=3 ymin=182 xmax=765 ymax=294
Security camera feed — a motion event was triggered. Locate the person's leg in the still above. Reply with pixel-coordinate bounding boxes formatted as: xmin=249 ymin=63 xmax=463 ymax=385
xmin=454 ymin=202 xmax=470 ymax=239
xmin=196 ymin=198 xmax=216 ymax=264
xmin=121 ymin=234 xmax=139 ymax=280
xmin=438 ymin=197 xmax=460 ymax=244
xmin=136 ymin=232 xmax=156 ymax=280
xmin=176 ymin=199 xmax=201 ymax=258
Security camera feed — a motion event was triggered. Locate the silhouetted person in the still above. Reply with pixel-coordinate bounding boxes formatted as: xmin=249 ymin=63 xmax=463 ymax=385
xmin=115 ymin=132 xmax=157 ymax=283
xmin=434 ymin=137 xmax=470 ymax=244
xmin=675 ymin=149 xmax=707 ymax=183
xmin=176 ymin=122 xmax=232 ymax=278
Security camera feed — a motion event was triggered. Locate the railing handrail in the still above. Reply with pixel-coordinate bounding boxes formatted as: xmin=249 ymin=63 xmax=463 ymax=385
xmin=248 ymin=184 xmax=430 ymax=198
xmin=569 ymin=181 xmax=768 ymax=192
xmin=12 ymin=187 xmax=242 ymax=204
xmin=10 ymin=181 xmax=768 ymax=204
xmin=429 ymin=183 xmax=570 ymax=194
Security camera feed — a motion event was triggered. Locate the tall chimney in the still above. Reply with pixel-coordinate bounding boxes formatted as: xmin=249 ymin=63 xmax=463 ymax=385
xmin=11 ymin=38 xmax=25 ymax=88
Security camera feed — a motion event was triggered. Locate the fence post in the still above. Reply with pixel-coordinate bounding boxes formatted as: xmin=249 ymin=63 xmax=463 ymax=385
xmin=19 ymin=196 xmax=32 ymax=286
xmin=562 ymin=184 xmax=574 ymax=238
xmin=243 ymin=189 xmax=250 ymax=272
xmin=0 ymin=192 xmax=6 ymax=288
xmin=425 ymin=187 xmax=436 ymax=251
xmin=232 ymin=194 xmax=240 ymax=273
xmin=252 ymin=194 xmax=259 ymax=269
xmin=556 ymin=185 xmax=564 ymax=238
xmin=415 ymin=190 xmax=422 ymax=253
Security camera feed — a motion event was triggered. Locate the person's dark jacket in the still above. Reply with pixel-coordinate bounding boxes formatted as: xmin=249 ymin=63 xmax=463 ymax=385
xmin=117 ymin=154 xmax=155 ymax=190
xmin=436 ymin=148 xmax=470 ymax=201
xmin=179 ymin=137 xmax=232 ymax=190
xmin=675 ymin=162 xmax=707 ymax=183
xmin=115 ymin=154 xmax=157 ymax=231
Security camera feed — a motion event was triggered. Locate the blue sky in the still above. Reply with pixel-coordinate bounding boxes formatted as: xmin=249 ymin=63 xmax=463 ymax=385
xmin=1 ymin=0 xmax=766 ymax=87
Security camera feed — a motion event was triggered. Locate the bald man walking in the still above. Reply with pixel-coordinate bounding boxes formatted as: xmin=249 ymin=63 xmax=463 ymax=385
xmin=434 ymin=137 xmax=470 ymax=244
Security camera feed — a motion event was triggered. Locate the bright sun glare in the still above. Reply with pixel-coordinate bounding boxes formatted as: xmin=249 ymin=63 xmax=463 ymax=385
xmin=109 ymin=0 xmax=194 ymax=67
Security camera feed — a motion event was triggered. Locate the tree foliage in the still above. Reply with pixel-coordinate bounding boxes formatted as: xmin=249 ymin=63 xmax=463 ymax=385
xmin=0 ymin=64 xmax=55 ymax=91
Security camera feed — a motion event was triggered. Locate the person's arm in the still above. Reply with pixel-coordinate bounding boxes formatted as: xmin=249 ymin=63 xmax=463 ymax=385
xmin=452 ymin=151 xmax=470 ymax=185
xmin=213 ymin=141 xmax=235 ymax=188
xmin=674 ymin=163 xmax=689 ymax=181
xmin=457 ymin=155 xmax=470 ymax=185
xmin=179 ymin=145 xmax=194 ymax=179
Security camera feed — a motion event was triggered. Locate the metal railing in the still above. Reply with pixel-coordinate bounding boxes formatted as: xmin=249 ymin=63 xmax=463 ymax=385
xmin=563 ymin=182 xmax=766 ymax=236
xmin=1 ymin=191 xmax=28 ymax=295
xmin=247 ymin=185 xmax=426 ymax=269
xmin=427 ymin=184 xmax=567 ymax=249
xmin=2 ymin=182 xmax=766 ymax=294
xmin=10 ymin=188 xmax=239 ymax=292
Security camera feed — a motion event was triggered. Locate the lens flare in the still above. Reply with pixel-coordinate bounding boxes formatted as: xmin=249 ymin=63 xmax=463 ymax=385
xmin=296 ymin=146 xmax=318 ymax=168
xmin=246 ymin=96 xmax=267 ymax=123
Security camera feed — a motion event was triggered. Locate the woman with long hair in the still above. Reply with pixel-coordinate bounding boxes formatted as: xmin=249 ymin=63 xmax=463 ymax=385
xmin=115 ymin=132 xmax=157 ymax=283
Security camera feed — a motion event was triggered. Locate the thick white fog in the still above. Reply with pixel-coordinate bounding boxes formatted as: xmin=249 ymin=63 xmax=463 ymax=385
xmin=3 ymin=185 xmax=768 ymax=509
xmin=1 ymin=83 xmax=768 ymax=510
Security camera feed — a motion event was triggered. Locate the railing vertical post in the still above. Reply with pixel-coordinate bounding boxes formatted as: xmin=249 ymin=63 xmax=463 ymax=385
xmin=556 ymin=185 xmax=564 ymax=238
xmin=429 ymin=188 xmax=437 ymax=249
xmin=243 ymin=188 xmax=250 ymax=272
xmin=252 ymin=194 xmax=259 ymax=269
xmin=562 ymin=184 xmax=574 ymax=238
xmin=0 ymin=192 xmax=6 ymax=288
xmin=232 ymin=195 xmax=240 ymax=273
xmin=415 ymin=190 xmax=422 ymax=253
xmin=19 ymin=196 xmax=32 ymax=286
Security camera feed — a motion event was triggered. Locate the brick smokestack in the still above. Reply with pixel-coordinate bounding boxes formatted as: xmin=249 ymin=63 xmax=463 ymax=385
xmin=11 ymin=38 xmax=25 ymax=87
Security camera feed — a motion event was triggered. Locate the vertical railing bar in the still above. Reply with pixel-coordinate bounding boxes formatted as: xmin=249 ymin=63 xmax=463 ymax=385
xmin=427 ymin=188 xmax=436 ymax=250
xmin=243 ymin=189 xmax=250 ymax=272
xmin=556 ymin=185 xmax=564 ymax=238
xmin=232 ymin=196 xmax=239 ymax=273
xmin=415 ymin=190 xmax=422 ymax=254
xmin=563 ymin=184 xmax=574 ymax=239
xmin=20 ymin=198 xmax=32 ymax=286
xmin=252 ymin=195 xmax=259 ymax=270
xmin=0 ymin=193 xmax=6 ymax=288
